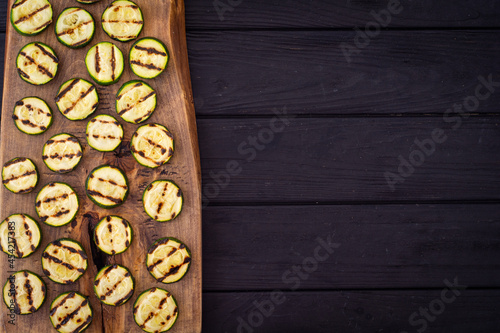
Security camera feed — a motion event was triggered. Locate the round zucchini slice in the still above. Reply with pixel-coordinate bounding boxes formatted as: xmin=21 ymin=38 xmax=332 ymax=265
xmin=93 ymin=215 xmax=132 ymax=255
xmin=133 ymin=288 xmax=178 ymax=332
xmin=42 ymin=239 xmax=88 ymax=285
xmin=86 ymin=115 xmax=123 ymax=152
xmin=42 ymin=133 xmax=83 ymax=173
xmin=102 ymin=0 xmax=143 ymax=42
xmin=0 ymin=214 xmax=41 ymax=258
xmin=94 ymin=264 xmax=134 ymax=306
xmin=85 ymin=42 xmax=124 ymax=85
xmin=146 ymin=238 xmax=191 ymax=284
xmin=86 ymin=165 xmax=129 ymax=209
xmin=13 ymin=97 xmax=53 ymax=135
xmin=36 ymin=182 xmax=79 ymax=227
xmin=50 ymin=291 xmax=93 ymax=333
xmin=131 ymin=124 xmax=174 ymax=168
xmin=11 ymin=0 xmax=52 ymax=36
xmin=2 ymin=157 xmax=38 ymax=194
xmin=55 ymin=7 xmax=95 ymax=48
xmin=129 ymin=38 xmax=169 ymax=79
xmin=3 ymin=270 xmax=46 ymax=315
xmin=143 ymin=180 xmax=183 ymax=222
xmin=116 ymin=80 xmax=156 ymax=124
xmin=55 ymin=78 xmax=98 ymax=121
xmin=16 ymin=42 xmax=58 ymax=85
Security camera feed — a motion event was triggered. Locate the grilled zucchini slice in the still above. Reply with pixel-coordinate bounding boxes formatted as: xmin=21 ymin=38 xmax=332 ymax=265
xmin=42 ymin=133 xmax=83 ymax=173
xmin=86 ymin=165 xmax=129 ymax=209
xmin=0 ymin=214 xmax=41 ymax=258
xmin=93 ymin=215 xmax=132 ymax=255
xmin=86 ymin=115 xmax=123 ymax=152
xmin=55 ymin=78 xmax=98 ymax=121
xmin=2 ymin=157 xmax=38 ymax=194
xmin=131 ymin=124 xmax=174 ymax=168
xmin=50 ymin=291 xmax=92 ymax=333
xmin=13 ymin=97 xmax=53 ymax=135
xmin=143 ymin=180 xmax=183 ymax=222
xmin=146 ymin=238 xmax=191 ymax=284
xmin=116 ymin=80 xmax=156 ymax=124
xmin=133 ymin=288 xmax=178 ymax=332
xmin=10 ymin=0 xmax=52 ymax=36
xmin=94 ymin=264 xmax=134 ymax=306
xmin=85 ymin=42 xmax=124 ymax=85
xmin=129 ymin=38 xmax=168 ymax=79
xmin=42 ymin=239 xmax=88 ymax=285
xmin=102 ymin=0 xmax=143 ymax=42
xmin=36 ymin=182 xmax=79 ymax=227
xmin=3 ymin=270 xmax=46 ymax=315
xmin=17 ymin=42 xmax=58 ymax=85
xmin=55 ymin=7 xmax=95 ymax=48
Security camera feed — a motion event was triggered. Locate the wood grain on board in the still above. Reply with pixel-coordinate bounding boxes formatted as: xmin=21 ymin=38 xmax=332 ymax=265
xmin=0 ymin=1 xmax=201 ymax=332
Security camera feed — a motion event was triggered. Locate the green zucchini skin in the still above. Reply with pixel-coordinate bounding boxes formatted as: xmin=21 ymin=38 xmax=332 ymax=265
xmin=142 ymin=180 xmax=183 ymax=222
xmin=85 ymin=165 xmax=129 ymax=209
xmin=12 ymin=97 xmax=53 ymax=135
xmin=146 ymin=237 xmax=192 ymax=284
xmin=85 ymin=42 xmax=124 ymax=86
xmin=42 ymin=133 xmax=83 ymax=173
xmin=93 ymin=264 xmax=135 ymax=306
xmin=35 ymin=182 xmax=80 ymax=227
xmin=129 ymin=37 xmax=169 ymax=79
xmin=0 ymin=214 xmax=42 ymax=259
xmin=93 ymin=215 xmax=133 ymax=255
xmin=49 ymin=291 xmax=93 ymax=333
xmin=55 ymin=7 xmax=95 ymax=49
xmin=2 ymin=157 xmax=39 ymax=194
xmin=2 ymin=270 xmax=47 ymax=315
xmin=102 ymin=0 xmax=143 ymax=42
xmin=41 ymin=238 xmax=88 ymax=285
xmin=10 ymin=0 xmax=53 ymax=36
xmin=133 ymin=287 xmax=179 ymax=333
xmin=16 ymin=42 xmax=59 ymax=85
xmin=115 ymin=80 xmax=157 ymax=124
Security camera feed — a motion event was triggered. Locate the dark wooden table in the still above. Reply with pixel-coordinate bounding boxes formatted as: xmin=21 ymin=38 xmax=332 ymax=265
xmin=2 ymin=1 xmax=500 ymax=332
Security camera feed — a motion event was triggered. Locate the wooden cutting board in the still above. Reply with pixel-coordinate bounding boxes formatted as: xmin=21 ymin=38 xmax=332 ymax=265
xmin=0 ymin=0 xmax=201 ymax=332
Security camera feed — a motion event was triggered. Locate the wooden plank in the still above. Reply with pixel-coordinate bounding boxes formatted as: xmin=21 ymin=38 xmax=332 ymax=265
xmin=202 ymin=205 xmax=500 ymax=290
xmin=203 ymin=290 xmax=500 ymax=332
xmin=0 ymin=1 xmax=201 ymax=332
xmin=185 ymin=0 xmax=500 ymax=29
xmin=188 ymin=30 xmax=500 ymax=116
xmin=197 ymin=117 xmax=500 ymax=203
xmin=2 ymin=0 xmax=500 ymax=31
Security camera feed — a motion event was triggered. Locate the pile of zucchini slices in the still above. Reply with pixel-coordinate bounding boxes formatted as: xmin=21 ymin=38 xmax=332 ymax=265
xmin=4 ymin=0 xmax=192 ymax=331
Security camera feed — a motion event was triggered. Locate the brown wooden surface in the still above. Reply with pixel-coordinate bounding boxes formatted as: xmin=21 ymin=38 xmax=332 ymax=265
xmin=0 ymin=1 xmax=202 ymax=332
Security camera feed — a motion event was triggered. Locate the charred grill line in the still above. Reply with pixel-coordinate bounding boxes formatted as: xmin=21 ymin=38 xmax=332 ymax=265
xmin=63 ymin=86 xmax=96 ymax=115
xmin=134 ymin=45 xmax=167 ymax=56
xmin=130 ymin=60 xmax=162 ymax=71
xmin=50 ymin=292 xmax=76 ymax=316
xmin=34 ymin=43 xmax=59 ymax=63
xmin=14 ymin=4 xmax=50 ymax=24
xmin=118 ymin=91 xmax=155 ymax=115
xmin=55 ymin=79 xmax=81 ymax=102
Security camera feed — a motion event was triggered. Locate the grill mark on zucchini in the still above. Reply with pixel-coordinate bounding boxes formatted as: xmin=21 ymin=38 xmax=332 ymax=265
xmin=62 ymin=86 xmax=96 ymax=115
xmin=56 ymin=21 xmax=93 ymax=37
xmin=42 ymin=252 xmax=85 ymax=273
xmin=13 ymin=4 xmax=50 ymax=24
xmin=111 ymin=45 xmax=116 ymax=81
xmin=33 ymin=20 xmax=52 ymax=33
xmin=116 ymin=82 xmax=142 ymax=100
xmin=103 ymin=19 xmax=143 ymax=24
xmin=3 ymin=157 xmax=27 ymax=168
xmin=50 ymin=292 xmax=76 ymax=316
xmin=55 ymin=79 xmax=81 ymax=102
xmin=19 ymin=52 xmax=54 ymax=78
xmin=24 ymin=272 xmax=34 ymax=309
xmin=55 ymin=299 xmax=88 ymax=330
xmin=130 ymin=60 xmax=162 ymax=71
xmin=34 ymin=43 xmax=59 ymax=63
xmin=87 ymin=190 xmax=123 ymax=204
xmin=95 ymin=45 xmax=100 ymax=73
xmin=12 ymin=0 xmax=28 ymax=9
xmin=117 ymin=91 xmax=155 ymax=116
xmin=71 ymin=315 xmax=92 ymax=333
xmin=156 ymin=257 xmax=191 ymax=282
xmin=114 ymin=289 xmax=133 ymax=306
xmin=134 ymin=45 xmax=167 ymax=56
xmin=2 ymin=170 xmax=36 ymax=184
xmin=140 ymin=296 xmax=169 ymax=328
xmin=12 ymin=238 xmax=23 ymax=258
xmin=71 ymin=39 xmax=91 ymax=48
xmin=131 ymin=147 xmax=162 ymax=166
xmin=52 ymin=240 xmax=87 ymax=258
xmin=39 ymin=209 xmax=71 ymax=222
xmin=18 ymin=68 xmax=30 ymax=79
